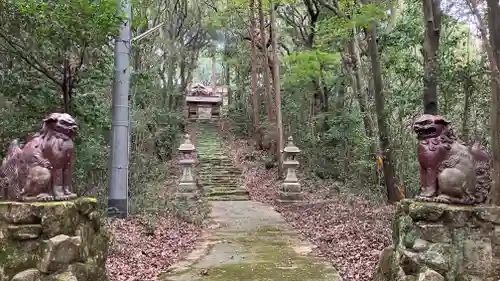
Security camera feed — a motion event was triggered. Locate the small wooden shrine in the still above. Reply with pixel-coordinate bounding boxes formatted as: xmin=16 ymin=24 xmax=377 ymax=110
xmin=185 ymin=83 xmax=222 ymax=119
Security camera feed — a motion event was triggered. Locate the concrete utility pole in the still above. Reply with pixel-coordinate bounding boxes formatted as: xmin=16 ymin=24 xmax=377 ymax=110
xmin=108 ymin=0 xmax=132 ymax=217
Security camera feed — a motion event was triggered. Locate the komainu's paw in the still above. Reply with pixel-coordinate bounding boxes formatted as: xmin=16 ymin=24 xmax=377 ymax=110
xmin=63 ymin=192 xmax=77 ymax=200
xmin=38 ymin=193 xmax=54 ymax=201
xmin=415 ymin=195 xmax=435 ymax=202
xmin=54 ymin=195 xmax=71 ymax=201
xmin=433 ymin=195 xmax=452 ymax=203
xmin=23 ymin=193 xmax=54 ymax=202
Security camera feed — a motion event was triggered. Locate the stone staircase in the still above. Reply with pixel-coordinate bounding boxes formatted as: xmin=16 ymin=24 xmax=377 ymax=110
xmin=193 ymin=120 xmax=249 ymax=201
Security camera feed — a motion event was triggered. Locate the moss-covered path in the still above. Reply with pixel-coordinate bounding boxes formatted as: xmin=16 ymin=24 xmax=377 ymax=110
xmin=161 ymin=201 xmax=341 ymax=281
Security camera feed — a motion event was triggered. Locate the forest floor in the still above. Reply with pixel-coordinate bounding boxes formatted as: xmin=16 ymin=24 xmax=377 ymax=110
xmin=223 ymin=135 xmax=395 ymax=281
xmin=105 ymin=157 xmax=206 ymax=281
xmin=106 ymin=214 xmax=202 ymax=281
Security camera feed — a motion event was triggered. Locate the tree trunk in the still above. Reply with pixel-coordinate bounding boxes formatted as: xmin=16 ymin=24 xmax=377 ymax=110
xmin=347 ymin=29 xmax=377 ymax=182
xmin=258 ymin=0 xmax=274 ymax=122
xmin=211 ymin=55 xmax=217 ymax=93
xmin=486 ymin=0 xmax=500 ymax=205
xmin=226 ymin=64 xmax=232 ymax=105
xmin=465 ymin=0 xmax=500 ymax=204
xmin=270 ymin=0 xmax=284 ymax=178
xmin=422 ymin=0 xmax=441 ymax=114
xmin=62 ymin=60 xmax=72 ymax=113
xmin=461 ymin=71 xmax=473 ymax=143
xmin=166 ymin=56 xmax=176 ymax=109
xmin=366 ymin=20 xmax=399 ymax=203
xmin=224 ymin=39 xmax=232 ymax=105
xmin=250 ymin=0 xmax=261 ymax=147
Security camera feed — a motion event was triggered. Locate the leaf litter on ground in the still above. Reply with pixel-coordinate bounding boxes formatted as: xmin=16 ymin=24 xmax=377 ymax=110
xmin=106 ymin=156 xmax=202 ymax=281
xmin=106 ymin=214 xmax=201 ymax=281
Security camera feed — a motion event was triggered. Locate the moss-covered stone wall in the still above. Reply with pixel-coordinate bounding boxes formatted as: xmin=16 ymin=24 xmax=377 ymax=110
xmin=0 ymin=198 xmax=110 ymax=281
xmin=373 ymin=199 xmax=500 ymax=281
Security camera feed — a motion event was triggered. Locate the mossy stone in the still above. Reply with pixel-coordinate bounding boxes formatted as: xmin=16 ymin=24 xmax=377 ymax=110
xmin=420 ymin=243 xmax=451 ymax=273
xmin=373 ymin=247 xmax=401 ymax=281
xmin=408 ymin=203 xmax=444 ymax=221
xmin=0 ymin=240 xmax=41 ymax=278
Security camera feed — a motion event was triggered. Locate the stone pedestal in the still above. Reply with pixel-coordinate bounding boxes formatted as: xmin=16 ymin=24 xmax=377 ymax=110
xmin=278 ymin=136 xmax=303 ymax=203
xmin=0 ymin=198 xmax=109 ymax=281
xmin=373 ymin=199 xmax=500 ymax=281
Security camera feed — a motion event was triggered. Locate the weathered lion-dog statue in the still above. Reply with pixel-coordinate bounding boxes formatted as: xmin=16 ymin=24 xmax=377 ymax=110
xmin=413 ymin=114 xmax=492 ymax=205
xmin=0 ymin=113 xmax=78 ymax=201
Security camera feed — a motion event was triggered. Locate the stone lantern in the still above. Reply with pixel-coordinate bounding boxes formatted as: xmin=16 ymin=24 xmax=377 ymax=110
xmin=279 ymin=136 xmax=302 ymax=202
xmin=176 ymin=134 xmax=197 ymax=198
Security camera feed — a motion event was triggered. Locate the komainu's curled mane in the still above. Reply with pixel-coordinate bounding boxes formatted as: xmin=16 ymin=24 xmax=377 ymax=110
xmin=0 ymin=139 xmax=52 ymax=201
xmin=413 ymin=114 xmax=491 ymax=205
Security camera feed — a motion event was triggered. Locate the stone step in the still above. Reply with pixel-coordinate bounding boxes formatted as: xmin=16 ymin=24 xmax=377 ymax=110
xmin=197 ymin=156 xmax=231 ymax=159
xmin=198 ymin=162 xmax=237 ymax=166
xmin=199 ymin=175 xmax=240 ymax=179
xmin=202 ymin=183 xmax=243 ymax=188
xmin=199 ymin=162 xmax=233 ymax=165
xmin=200 ymin=174 xmax=239 ymax=177
xmin=201 ymin=182 xmax=240 ymax=186
xmin=198 ymin=168 xmax=240 ymax=172
xmin=198 ymin=168 xmax=240 ymax=173
xmin=202 ymin=187 xmax=243 ymax=191
xmin=201 ymin=184 xmax=241 ymax=188
xmin=199 ymin=156 xmax=227 ymax=159
xmin=201 ymin=183 xmax=243 ymax=188
xmin=202 ymin=183 xmax=241 ymax=187
xmin=198 ymin=162 xmax=236 ymax=166
xmin=199 ymin=179 xmax=240 ymax=183
xmin=196 ymin=165 xmax=241 ymax=173
xmin=208 ymin=189 xmax=249 ymax=197
xmin=197 ymin=155 xmax=230 ymax=158
xmin=200 ymin=182 xmax=241 ymax=187
xmin=198 ymin=161 xmax=236 ymax=165
xmin=199 ymin=165 xmax=237 ymax=168
xmin=199 ymin=173 xmax=240 ymax=177
xmin=200 ymin=175 xmax=240 ymax=178
xmin=206 ymin=195 xmax=250 ymax=201
xmin=198 ymin=163 xmax=234 ymax=167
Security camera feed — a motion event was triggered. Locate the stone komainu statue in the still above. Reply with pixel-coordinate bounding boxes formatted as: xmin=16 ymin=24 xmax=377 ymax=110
xmin=0 ymin=113 xmax=78 ymax=201
xmin=413 ymin=114 xmax=492 ymax=205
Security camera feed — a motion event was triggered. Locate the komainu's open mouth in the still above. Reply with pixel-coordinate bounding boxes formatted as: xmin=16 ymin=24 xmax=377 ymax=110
xmin=415 ymin=126 xmax=437 ymax=138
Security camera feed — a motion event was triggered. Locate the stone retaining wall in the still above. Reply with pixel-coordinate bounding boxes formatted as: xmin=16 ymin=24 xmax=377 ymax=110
xmin=0 ymin=198 xmax=109 ymax=281
xmin=374 ymin=199 xmax=500 ymax=281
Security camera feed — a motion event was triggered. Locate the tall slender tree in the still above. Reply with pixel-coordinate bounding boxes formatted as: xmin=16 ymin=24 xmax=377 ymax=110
xmin=364 ymin=0 xmax=398 ymax=203
xmin=270 ymin=0 xmax=284 ymax=177
xmin=250 ymin=0 xmax=261 ymax=147
xmin=422 ymin=0 xmax=442 ymax=114
xmin=258 ymin=0 xmax=274 ymax=122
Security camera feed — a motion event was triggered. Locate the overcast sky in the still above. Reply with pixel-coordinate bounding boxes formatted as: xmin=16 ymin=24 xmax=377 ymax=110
xmin=442 ymin=0 xmax=481 ymax=35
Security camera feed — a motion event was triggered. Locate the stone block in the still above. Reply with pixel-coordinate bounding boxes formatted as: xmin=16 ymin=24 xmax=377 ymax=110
xmin=278 ymin=191 xmax=303 ymax=202
xmin=11 ymin=268 xmax=41 ymax=281
xmin=373 ymin=200 xmax=500 ymax=281
xmin=0 ymin=198 xmax=109 ymax=281
xmin=7 ymin=224 xmax=43 ymax=240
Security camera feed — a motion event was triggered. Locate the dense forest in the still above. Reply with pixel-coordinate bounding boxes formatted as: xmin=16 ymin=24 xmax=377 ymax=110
xmin=1 ymin=0 xmax=500 ymax=280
